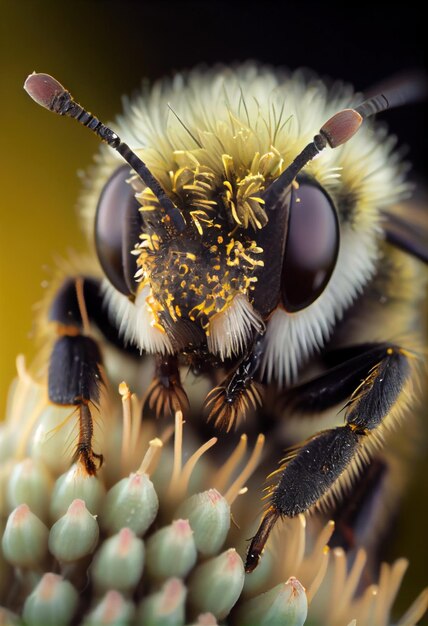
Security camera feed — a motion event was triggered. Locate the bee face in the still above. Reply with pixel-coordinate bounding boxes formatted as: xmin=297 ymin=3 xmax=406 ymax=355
xmin=87 ymin=66 xmax=404 ymax=374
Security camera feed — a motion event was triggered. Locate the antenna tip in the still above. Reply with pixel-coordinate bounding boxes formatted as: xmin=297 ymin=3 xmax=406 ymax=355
xmin=320 ymin=108 xmax=363 ymax=148
xmin=24 ymin=72 xmax=66 ymax=109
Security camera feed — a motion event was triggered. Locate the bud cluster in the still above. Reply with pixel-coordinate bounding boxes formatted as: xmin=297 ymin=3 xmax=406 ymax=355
xmin=0 ymin=358 xmax=426 ymax=625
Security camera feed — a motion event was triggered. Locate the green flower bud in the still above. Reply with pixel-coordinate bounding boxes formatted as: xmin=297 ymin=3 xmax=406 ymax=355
xmin=49 ymin=499 xmax=99 ymax=563
xmin=0 ymin=462 xmax=12 ymax=518
xmin=100 ymin=473 xmax=158 ymax=537
xmin=235 ymin=576 xmax=308 ymax=626
xmin=2 ymin=504 xmax=49 ymax=568
xmin=91 ymin=527 xmax=145 ymax=594
xmin=137 ymin=578 xmax=186 ymax=626
xmin=30 ymin=404 xmax=78 ymax=475
xmin=6 ymin=458 xmax=52 ymax=523
xmin=175 ymin=490 xmax=230 ymax=556
xmin=50 ymin=464 xmax=106 ymax=521
xmin=188 ymin=549 xmax=245 ymax=620
xmin=146 ymin=519 xmax=197 ymax=582
xmin=81 ymin=590 xmax=135 ymax=626
xmin=184 ymin=614 xmax=218 ymax=626
xmin=188 ymin=613 xmax=218 ymax=626
xmin=22 ymin=573 xmax=78 ymax=626
xmin=0 ymin=521 xmax=12 ymax=602
xmin=0 ymin=607 xmax=20 ymax=625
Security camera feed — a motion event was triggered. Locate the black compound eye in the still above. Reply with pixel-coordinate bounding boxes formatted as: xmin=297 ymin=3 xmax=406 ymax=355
xmin=95 ymin=165 xmax=142 ymax=296
xmin=281 ymin=181 xmax=339 ymax=312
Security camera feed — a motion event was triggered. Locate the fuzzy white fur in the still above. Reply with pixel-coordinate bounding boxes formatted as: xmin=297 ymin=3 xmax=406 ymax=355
xmin=81 ymin=65 xmax=407 ymax=377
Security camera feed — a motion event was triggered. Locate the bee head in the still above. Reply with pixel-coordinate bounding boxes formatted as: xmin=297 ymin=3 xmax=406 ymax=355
xmin=25 ymin=69 xmax=426 ymax=359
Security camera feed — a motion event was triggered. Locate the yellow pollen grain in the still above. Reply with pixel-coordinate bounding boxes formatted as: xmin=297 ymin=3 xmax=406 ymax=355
xmin=151 ymin=321 xmax=165 ymax=333
xmin=226 ymin=240 xmax=235 ymax=256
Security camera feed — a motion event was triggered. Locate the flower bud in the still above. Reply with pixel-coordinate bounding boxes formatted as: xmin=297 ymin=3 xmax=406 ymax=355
xmin=0 ymin=607 xmax=20 ymax=625
xmin=235 ymin=577 xmax=308 ymax=626
xmin=22 ymin=573 xmax=78 ymax=626
xmin=91 ymin=528 xmax=145 ymax=594
xmin=49 ymin=499 xmax=99 ymax=563
xmin=137 ymin=578 xmax=186 ymax=626
xmin=145 ymin=519 xmax=197 ymax=582
xmin=50 ymin=464 xmax=106 ymax=521
xmin=100 ymin=473 xmax=158 ymax=537
xmin=2 ymin=504 xmax=49 ymax=568
xmin=188 ymin=549 xmax=245 ymax=620
xmin=0 ymin=530 xmax=12 ymax=601
xmin=175 ymin=490 xmax=230 ymax=556
xmin=31 ymin=404 xmax=78 ymax=475
xmin=0 ymin=462 xmax=12 ymax=518
xmin=186 ymin=614 xmax=218 ymax=626
xmin=6 ymin=458 xmax=52 ymax=523
xmin=81 ymin=590 xmax=135 ymax=626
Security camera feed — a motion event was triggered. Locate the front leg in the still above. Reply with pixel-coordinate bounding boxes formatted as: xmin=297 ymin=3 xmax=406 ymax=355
xmin=245 ymin=343 xmax=412 ymax=572
xmin=204 ymin=334 xmax=264 ymax=432
xmin=143 ymin=354 xmax=189 ymax=418
xmin=48 ymin=277 xmax=106 ymax=475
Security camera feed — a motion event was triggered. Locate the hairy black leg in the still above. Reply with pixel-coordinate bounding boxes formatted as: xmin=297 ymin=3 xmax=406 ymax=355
xmin=51 ymin=276 xmax=140 ymax=356
xmin=282 ymin=342 xmax=397 ymax=414
xmin=204 ymin=334 xmax=264 ymax=431
xmin=144 ymin=354 xmax=189 ymax=418
xmin=246 ymin=344 xmax=410 ymax=572
xmin=48 ymin=276 xmax=111 ymax=474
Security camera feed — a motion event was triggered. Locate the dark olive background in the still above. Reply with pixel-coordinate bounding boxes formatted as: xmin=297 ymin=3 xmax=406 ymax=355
xmin=1 ymin=0 xmax=426 ymax=616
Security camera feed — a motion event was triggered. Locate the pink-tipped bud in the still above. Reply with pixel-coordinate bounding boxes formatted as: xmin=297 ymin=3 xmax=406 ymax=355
xmin=320 ymin=108 xmax=363 ymax=148
xmin=24 ymin=73 xmax=65 ymax=109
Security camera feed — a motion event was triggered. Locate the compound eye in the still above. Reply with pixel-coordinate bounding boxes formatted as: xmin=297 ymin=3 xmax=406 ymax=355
xmin=95 ymin=165 xmax=142 ymax=296
xmin=281 ymin=181 xmax=339 ymax=312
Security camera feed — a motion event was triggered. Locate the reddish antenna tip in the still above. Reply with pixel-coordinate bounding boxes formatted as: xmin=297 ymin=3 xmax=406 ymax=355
xmin=24 ymin=72 xmax=66 ymax=109
xmin=320 ymin=108 xmax=363 ymax=148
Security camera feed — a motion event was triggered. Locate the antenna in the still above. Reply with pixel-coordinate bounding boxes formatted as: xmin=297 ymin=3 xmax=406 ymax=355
xmin=24 ymin=72 xmax=186 ymax=234
xmin=265 ymin=72 xmax=427 ymax=205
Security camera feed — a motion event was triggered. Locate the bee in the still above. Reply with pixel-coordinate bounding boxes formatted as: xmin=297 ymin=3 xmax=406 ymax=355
xmin=24 ymin=65 xmax=427 ymax=573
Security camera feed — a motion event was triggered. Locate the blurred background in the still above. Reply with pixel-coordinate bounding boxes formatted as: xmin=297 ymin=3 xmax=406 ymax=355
xmin=1 ymin=0 xmax=426 ymax=614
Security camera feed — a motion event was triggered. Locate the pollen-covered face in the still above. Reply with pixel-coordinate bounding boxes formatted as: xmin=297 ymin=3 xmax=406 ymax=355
xmin=86 ymin=66 xmax=406 ymax=368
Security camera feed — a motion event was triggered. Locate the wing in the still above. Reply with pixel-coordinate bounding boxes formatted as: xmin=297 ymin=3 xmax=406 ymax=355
xmin=382 ymin=201 xmax=428 ymax=263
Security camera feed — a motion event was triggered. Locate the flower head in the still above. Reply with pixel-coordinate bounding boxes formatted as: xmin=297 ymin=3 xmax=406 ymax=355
xmin=0 ymin=356 xmax=427 ymax=625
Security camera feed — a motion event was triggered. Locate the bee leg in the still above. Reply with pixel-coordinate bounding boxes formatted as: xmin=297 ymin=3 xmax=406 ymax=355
xmin=205 ymin=334 xmax=264 ymax=431
xmin=48 ymin=276 xmax=107 ymax=475
xmin=282 ymin=341 xmax=405 ymax=415
xmin=246 ymin=344 xmax=411 ymax=572
xmin=143 ymin=354 xmax=189 ymax=418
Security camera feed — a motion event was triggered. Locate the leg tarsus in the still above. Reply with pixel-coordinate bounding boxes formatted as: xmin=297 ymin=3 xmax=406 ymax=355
xmin=204 ymin=334 xmax=264 ymax=431
xmin=72 ymin=403 xmax=103 ymax=476
xmin=144 ymin=354 xmax=189 ymax=418
xmin=245 ymin=507 xmax=279 ymax=573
